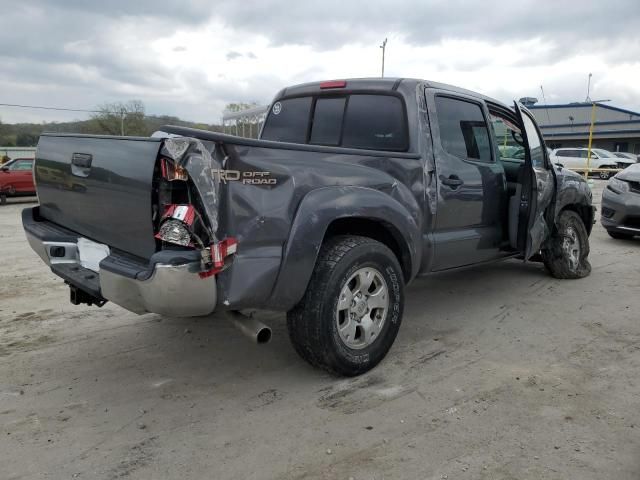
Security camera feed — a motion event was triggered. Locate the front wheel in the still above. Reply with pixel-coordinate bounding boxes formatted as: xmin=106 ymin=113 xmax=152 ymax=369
xmin=287 ymin=235 xmax=405 ymax=376
xmin=542 ymin=210 xmax=591 ymax=279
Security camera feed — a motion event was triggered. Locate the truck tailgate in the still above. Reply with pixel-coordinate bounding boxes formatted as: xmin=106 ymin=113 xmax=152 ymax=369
xmin=35 ymin=134 xmax=162 ymax=259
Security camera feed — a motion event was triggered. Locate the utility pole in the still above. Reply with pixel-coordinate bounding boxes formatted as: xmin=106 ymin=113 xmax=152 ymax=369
xmin=120 ymin=108 xmax=125 ymax=136
xmin=585 ymin=98 xmax=611 ymax=179
xmin=380 ymin=38 xmax=388 ymax=78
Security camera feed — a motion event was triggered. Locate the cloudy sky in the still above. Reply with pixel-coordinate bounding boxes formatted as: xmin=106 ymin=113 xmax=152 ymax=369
xmin=2 ymin=0 xmax=640 ymax=124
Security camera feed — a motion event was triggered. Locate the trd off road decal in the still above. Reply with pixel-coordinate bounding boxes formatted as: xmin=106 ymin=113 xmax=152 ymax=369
xmin=211 ymin=169 xmax=277 ymax=185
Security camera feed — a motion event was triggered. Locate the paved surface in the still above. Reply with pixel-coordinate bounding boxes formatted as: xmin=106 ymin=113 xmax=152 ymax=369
xmin=1 ymin=182 xmax=639 ymax=480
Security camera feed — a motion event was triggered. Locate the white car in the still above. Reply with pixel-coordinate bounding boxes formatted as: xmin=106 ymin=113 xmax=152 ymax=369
xmin=551 ymin=148 xmax=619 ymax=179
xmin=592 ymin=148 xmax=635 ymax=169
xmin=613 ymin=151 xmax=639 ymax=163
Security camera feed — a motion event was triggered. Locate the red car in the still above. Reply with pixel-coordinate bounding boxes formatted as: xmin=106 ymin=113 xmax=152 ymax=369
xmin=0 ymin=158 xmax=36 ymax=203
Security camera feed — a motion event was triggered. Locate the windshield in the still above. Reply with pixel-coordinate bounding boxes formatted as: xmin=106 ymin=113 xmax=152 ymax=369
xmin=593 ymin=149 xmax=613 ymax=158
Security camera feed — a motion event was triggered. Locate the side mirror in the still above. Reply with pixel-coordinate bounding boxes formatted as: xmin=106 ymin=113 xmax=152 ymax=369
xmin=0 ymin=166 xmax=9 ymax=172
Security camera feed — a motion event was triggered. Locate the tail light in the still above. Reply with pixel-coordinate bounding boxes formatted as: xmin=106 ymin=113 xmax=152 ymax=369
xmin=320 ymin=80 xmax=346 ymax=89
xmin=199 ymin=237 xmax=238 ymax=278
xmin=156 ymin=157 xmax=237 ymax=278
xmin=160 ymin=157 xmax=188 ymax=181
xmin=156 ymin=204 xmax=197 ymax=247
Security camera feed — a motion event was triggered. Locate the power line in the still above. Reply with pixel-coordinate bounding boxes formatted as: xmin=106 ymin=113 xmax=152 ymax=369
xmin=0 ymin=102 xmax=157 ymax=118
xmin=0 ymin=102 xmax=110 ymax=114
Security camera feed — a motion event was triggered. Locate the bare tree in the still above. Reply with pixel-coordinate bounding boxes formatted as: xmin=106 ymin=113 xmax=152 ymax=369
xmin=88 ymin=100 xmax=147 ymax=136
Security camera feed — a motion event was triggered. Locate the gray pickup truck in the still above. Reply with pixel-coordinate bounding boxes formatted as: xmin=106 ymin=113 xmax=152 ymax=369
xmin=23 ymin=78 xmax=595 ymax=376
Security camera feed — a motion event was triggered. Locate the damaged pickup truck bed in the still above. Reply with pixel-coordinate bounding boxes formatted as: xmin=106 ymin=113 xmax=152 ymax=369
xmin=24 ymin=78 xmax=595 ymax=375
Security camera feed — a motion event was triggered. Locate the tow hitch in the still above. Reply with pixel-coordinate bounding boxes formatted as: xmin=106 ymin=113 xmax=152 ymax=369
xmin=69 ymin=285 xmax=107 ymax=308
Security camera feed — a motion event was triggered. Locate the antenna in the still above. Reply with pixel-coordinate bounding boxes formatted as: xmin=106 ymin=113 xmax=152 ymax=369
xmin=540 ymin=85 xmax=551 ymax=124
xmin=585 ymin=73 xmax=592 ymax=102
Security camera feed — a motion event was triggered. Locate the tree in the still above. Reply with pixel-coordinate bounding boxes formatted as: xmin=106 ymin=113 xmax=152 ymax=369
xmin=16 ymin=132 xmax=39 ymax=147
xmin=88 ymin=100 xmax=147 ymax=136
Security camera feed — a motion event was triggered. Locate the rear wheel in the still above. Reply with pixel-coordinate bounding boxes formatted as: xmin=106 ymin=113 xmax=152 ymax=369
xmin=542 ymin=210 xmax=591 ymax=279
xmin=287 ymin=235 xmax=404 ymax=376
xmin=607 ymin=230 xmax=634 ymax=240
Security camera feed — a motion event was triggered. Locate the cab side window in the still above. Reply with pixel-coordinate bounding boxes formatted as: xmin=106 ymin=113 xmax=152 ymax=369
xmin=435 ymin=96 xmax=492 ymax=162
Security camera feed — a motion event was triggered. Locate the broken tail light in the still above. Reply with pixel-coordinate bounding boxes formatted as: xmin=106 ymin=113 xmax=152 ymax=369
xmin=199 ymin=237 xmax=238 ymax=278
xmin=156 ymin=204 xmax=197 ymax=247
xmin=160 ymin=157 xmax=188 ymax=181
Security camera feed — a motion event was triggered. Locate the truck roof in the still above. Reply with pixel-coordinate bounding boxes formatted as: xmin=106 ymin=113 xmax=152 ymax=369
xmin=277 ymin=77 xmax=510 ymax=110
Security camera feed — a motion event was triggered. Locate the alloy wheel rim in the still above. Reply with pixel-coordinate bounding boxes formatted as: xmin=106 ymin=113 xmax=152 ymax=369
xmin=563 ymin=226 xmax=581 ymax=271
xmin=336 ymin=267 xmax=389 ymax=350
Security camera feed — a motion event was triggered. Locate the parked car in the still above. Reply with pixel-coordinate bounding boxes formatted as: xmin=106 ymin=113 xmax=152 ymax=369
xmin=601 ymin=163 xmax=640 ymax=239
xmin=592 ymin=148 xmax=635 ymax=169
xmin=613 ymin=152 xmax=639 ymax=163
xmin=0 ymin=157 xmax=35 ymax=203
xmin=22 ymin=78 xmax=595 ymax=376
xmin=550 ymin=148 xmax=618 ymax=179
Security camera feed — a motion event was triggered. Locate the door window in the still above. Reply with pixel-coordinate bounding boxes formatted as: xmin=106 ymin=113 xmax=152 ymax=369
xmin=10 ymin=159 xmax=33 ymax=171
xmin=520 ymin=113 xmax=546 ymax=168
xmin=490 ymin=114 xmax=524 ymax=161
xmin=435 ymin=96 xmax=492 ymax=162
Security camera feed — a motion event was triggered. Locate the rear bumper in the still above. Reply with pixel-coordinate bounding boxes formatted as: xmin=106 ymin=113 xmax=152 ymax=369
xmin=600 ymin=187 xmax=640 ymax=236
xmin=23 ymin=207 xmax=217 ymax=317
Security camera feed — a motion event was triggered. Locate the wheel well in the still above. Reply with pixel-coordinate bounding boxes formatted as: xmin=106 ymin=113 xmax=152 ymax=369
xmin=323 ymin=217 xmax=412 ymax=282
xmin=559 ymin=204 xmax=594 ymax=235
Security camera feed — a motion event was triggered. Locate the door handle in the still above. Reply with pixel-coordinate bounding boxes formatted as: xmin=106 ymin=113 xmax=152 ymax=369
xmin=72 ymin=153 xmax=92 ymax=168
xmin=71 ymin=153 xmax=92 ymax=177
xmin=441 ymin=175 xmax=464 ymax=188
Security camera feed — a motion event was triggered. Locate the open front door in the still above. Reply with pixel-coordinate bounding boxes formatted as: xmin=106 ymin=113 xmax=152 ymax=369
xmin=513 ymin=102 xmax=556 ymax=259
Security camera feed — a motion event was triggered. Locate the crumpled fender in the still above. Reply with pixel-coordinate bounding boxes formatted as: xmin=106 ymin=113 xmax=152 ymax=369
xmin=553 ymin=168 xmax=595 ymax=233
xmin=266 ymin=185 xmax=421 ymax=310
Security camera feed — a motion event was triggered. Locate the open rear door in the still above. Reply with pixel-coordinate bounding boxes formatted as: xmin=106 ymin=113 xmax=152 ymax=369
xmin=513 ymin=102 xmax=556 ymax=259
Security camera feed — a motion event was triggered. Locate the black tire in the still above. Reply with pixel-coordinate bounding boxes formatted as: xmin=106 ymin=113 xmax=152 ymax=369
xmin=598 ymin=168 xmax=611 ymax=180
xmin=607 ymin=230 xmax=634 ymax=240
xmin=542 ymin=210 xmax=591 ymax=279
xmin=0 ymin=194 xmax=6 ymax=205
xmin=287 ymin=235 xmax=405 ymax=376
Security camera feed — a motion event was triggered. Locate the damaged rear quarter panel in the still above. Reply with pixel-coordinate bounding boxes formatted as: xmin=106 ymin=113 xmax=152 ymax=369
xmin=205 ymin=141 xmax=425 ymax=311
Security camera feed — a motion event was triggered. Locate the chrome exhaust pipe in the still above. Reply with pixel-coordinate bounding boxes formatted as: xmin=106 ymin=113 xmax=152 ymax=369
xmin=227 ymin=311 xmax=272 ymax=344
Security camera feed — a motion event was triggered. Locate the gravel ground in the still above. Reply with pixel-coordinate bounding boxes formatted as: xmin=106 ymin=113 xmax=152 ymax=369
xmin=1 ymin=181 xmax=639 ymax=480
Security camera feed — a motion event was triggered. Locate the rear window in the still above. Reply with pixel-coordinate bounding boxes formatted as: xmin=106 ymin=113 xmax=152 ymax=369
xmin=342 ymin=95 xmax=407 ymax=151
xmin=260 ymin=97 xmax=312 ymax=143
xmin=261 ymin=93 xmax=408 ymax=151
xmin=310 ymin=97 xmax=345 ymax=145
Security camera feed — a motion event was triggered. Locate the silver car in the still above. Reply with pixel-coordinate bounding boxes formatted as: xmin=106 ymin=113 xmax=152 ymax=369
xmin=601 ymin=163 xmax=640 ymax=239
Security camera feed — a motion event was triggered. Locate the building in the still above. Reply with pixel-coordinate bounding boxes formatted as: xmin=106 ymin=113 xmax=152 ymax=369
xmin=529 ymin=103 xmax=640 ymax=154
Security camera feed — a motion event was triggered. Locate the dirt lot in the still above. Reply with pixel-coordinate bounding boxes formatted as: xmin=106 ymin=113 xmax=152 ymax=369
xmin=1 ymin=181 xmax=639 ymax=480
